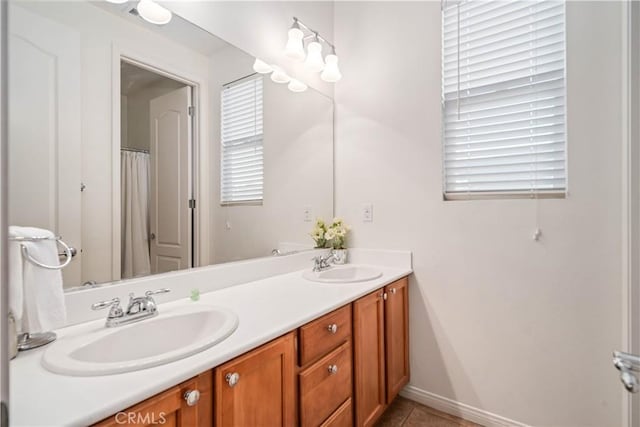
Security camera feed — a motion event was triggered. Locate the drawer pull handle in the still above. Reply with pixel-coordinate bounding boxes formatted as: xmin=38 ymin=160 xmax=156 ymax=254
xmin=327 ymin=323 xmax=338 ymax=334
xmin=184 ymin=389 xmax=200 ymax=406
xmin=328 ymin=364 xmax=338 ymax=375
xmin=226 ymin=372 xmax=240 ymax=387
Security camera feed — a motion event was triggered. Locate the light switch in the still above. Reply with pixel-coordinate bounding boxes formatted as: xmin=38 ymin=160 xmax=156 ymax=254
xmin=303 ymin=205 xmax=313 ymax=222
xmin=362 ymin=203 xmax=373 ymax=222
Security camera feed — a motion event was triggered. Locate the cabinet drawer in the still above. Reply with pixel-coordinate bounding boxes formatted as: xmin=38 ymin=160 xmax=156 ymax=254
xmin=300 ymin=342 xmax=352 ymax=427
xmin=299 ymin=304 xmax=352 ymax=366
xmin=320 ymin=398 xmax=352 ymax=427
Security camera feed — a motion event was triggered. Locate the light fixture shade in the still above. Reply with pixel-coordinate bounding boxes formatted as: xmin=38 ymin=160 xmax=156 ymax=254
xmin=284 ymin=27 xmax=305 ymax=61
xmin=270 ymin=66 xmax=290 ymax=84
xmin=137 ymin=0 xmax=172 ymax=25
xmin=321 ymin=54 xmax=342 ymax=82
xmin=253 ymin=58 xmax=273 ymax=74
xmin=287 ymin=79 xmax=308 ymax=93
xmin=304 ymin=40 xmax=325 ymax=72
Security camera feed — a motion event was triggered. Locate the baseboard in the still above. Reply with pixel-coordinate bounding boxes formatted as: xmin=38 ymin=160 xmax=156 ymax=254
xmin=400 ymin=385 xmax=529 ymax=427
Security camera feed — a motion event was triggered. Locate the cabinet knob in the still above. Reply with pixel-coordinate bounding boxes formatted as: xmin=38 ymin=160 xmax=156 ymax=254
xmin=226 ymin=372 xmax=240 ymax=387
xmin=183 ymin=389 xmax=200 ymax=406
xmin=328 ymin=364 xmax=338 ymax=375
xmin=390 ymin=288 xmax=397 ymax=294
xmin=327 ymin=323 xmax=338 ymax=334
xmin=383 ymin=292 xmax=388 ymax=300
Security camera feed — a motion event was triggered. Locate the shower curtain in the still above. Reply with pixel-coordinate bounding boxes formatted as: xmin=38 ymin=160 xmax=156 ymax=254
xmin=121 ymin=150 xmax=151 ymax=279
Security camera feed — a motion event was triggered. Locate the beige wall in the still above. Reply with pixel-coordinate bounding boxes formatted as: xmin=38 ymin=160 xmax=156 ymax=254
xmin=334 ymin=1 xmax=624 ymax=426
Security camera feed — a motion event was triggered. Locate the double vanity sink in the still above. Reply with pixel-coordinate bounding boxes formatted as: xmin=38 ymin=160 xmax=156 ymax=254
xmin=40 ymin=264 xmax=383 ymax=377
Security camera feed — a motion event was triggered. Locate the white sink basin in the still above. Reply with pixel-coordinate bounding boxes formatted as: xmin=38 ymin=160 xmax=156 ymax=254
xmin=42 ymin=304 xmax=238 ymax=376
xmin=303 ymin=265 xmax=383 ymax=283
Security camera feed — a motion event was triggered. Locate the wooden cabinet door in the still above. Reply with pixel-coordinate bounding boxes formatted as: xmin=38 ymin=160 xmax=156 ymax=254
xmin=385 ymin=277 xmax=410 ymax=402
xmin=94 ymin=371 xmax=212 ymax=427
xmin=214 ymin=332 xmax=296 ymax=427
xmin=353 ymin=290 xmax=386 ymax=427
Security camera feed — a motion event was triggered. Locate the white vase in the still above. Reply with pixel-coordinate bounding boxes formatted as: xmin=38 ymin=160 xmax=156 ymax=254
xmin=332 ymin=249 xmax=348 ymax=265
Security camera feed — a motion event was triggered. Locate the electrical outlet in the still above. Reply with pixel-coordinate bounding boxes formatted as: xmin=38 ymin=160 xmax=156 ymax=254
xmin=303 ymin=205 xmax=313 ymax=222
xmin=362 ymin=203 xmax=373 ymax=222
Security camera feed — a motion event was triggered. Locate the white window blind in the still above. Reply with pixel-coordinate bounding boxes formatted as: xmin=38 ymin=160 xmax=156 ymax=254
xmin=442 ymin=0 xmax=567 ymax=197
xmin=221 ymin=75 xmax=264 ymax=204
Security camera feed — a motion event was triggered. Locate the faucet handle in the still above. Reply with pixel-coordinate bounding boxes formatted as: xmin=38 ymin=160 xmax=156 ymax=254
xmin=91 ymin=297 xmax=120 ymax=311
xmin=145 ymin=288 xmax=171 ymax=298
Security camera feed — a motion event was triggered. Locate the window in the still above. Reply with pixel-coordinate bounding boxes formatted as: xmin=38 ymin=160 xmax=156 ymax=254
xmin=220 ymin=75 xmax=264 ymax=204
xmin=442 ymin=1 xmax=566 ymax=198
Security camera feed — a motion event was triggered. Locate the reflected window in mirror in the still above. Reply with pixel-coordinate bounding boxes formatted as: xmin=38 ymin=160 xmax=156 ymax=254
xmin=220 ymin=75 xmax=264 ymax=205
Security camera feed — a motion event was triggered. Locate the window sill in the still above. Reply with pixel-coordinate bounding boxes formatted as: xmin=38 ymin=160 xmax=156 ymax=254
xmin=443 ymin=190 xmax=567 ymax=201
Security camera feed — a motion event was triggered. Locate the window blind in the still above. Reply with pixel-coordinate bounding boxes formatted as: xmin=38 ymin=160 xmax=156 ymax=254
xmin=442 ymin=0 xmax=567 ymax=197
xmin=221 ymin=75 xmax=264 ymax=204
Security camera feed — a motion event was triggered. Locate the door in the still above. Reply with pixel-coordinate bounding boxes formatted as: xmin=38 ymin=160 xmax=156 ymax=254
xmin=385 ymin=278 xmax=410 ymax=402
xmin=149 ymin=86 xmax=192 ymax=274
xmin=94 ymin=371 xmax=212 ymax=426
xmin=8 ymin=4 xmax=82 ymax=285
xmin=214 ymin=333 xmax=296 ymax=427
xmin=353 ymin=290 xmax=386 ymax=427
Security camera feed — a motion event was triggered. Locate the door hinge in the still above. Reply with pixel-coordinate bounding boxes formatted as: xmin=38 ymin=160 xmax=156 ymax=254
xmin=189 ymin=199 xmax=196 ymax=209
xmin=188 ymin=106 xmax=194 ymax=116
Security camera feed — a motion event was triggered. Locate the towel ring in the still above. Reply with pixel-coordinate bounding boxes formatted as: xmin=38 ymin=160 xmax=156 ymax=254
xmin=20 ymin=238 xmax=73 ymax=270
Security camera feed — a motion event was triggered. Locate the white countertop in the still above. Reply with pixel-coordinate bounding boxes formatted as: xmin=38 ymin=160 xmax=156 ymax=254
xmin=10 ymin=264 xmax=412 ymax=426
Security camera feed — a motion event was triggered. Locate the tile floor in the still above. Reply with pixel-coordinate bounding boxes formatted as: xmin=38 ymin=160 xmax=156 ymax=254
xmin=375 ymin=397 xmax=483 ymax=427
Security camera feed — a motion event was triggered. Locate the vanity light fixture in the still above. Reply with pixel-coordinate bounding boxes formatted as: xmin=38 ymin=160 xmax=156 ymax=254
xmin=287 ymin=79 xmax=308 ymax=93
xmin=320 ymin=46 xmax=342 ymax=82
xmin=253 ymin=58 xmax=273 ymax=74
xmin=284 ymin=19 xmax=306 ymax=61
xmin=304 ymin=34 xmax=325 ymax=73
xmin=136 ymin=0 xmax=172 ymax=25
xmin=283 ymin=17 xmax=341 ymax=82
xmin=270 ymin=65 xmax=291 ymax=84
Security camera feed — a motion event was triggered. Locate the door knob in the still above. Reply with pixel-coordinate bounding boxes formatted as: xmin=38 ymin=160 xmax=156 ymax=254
xmin=226 ymin=372 xmax=240 ymax=387
xmin=183 ymin=389 xmax=200 ymax=406
xmin=150 ymin=233 xmax=156 ymax=240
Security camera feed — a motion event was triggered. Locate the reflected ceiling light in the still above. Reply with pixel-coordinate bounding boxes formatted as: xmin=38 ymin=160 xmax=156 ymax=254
xmin=137 ymin=0 xmax=172 ymax=25
xmin=253 ymin=58 xmax=273 ymax=74
xmin=287 ymin=79 xmax=308 ymax=93
xmin=270 ymin=66 xmax=290 ymax=84
xmin=320 ymin=47 xmax=342 ymax=82
xmin=284 ymin=19 xmax=305 ymax=61
xmin=304 ymin=34 xmax=325 ymax=72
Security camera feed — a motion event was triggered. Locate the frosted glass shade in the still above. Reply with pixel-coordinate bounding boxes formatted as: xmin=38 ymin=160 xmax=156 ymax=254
xmin=270 ymin=66 xmax=290 ymax=84
xmin=284 ymin=28 xmax=305 ymax=61
xmin=287 ymin=79 xmax=308 ymax=93
xmin=253 ymin=58 xmax=273 ymax=74
xmin=304 ymin=41 xmax=325 ymax=72
xmin=137 ymin=0 xmax=172 ymax=25
xmin=321 ymin=54 xmax=342 ymax=82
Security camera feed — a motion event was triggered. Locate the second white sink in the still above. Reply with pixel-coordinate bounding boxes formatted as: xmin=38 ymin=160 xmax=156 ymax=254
xmin=303 ymin=265 xmax=383 ymax=283
xmin=42 ymin=304 xmax=238 ymax=376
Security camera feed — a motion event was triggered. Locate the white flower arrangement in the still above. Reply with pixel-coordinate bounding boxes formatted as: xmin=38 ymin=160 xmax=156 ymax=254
xmin=310 ymin=218 xmax=328 ymax=248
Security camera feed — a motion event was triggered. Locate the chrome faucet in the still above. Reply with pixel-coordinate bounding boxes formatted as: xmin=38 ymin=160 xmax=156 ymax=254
xmin=92 ymin=288 xmax=171 ymax=327
xmin=312 ymin=253 xmax=335 ymax=272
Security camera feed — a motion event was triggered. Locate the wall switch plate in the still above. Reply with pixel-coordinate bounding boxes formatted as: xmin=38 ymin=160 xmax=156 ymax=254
xmin=362 ymin=203 xmax=373 ymax=222
xmin=303 ymin=205 xmax=313 ymax=222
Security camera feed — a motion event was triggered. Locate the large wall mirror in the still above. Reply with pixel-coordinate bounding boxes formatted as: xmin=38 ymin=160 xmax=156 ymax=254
xmin=8 ymin=0 xmax=334 ymax=290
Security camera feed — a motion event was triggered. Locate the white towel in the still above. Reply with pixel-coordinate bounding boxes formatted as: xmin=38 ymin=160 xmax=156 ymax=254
xmin=9 ymin=226 xmax=67 ymax=333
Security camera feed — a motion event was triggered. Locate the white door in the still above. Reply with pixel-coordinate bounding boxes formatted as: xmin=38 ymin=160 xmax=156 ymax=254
xmin=149 ymin=86 xmax=192 ymax=274
xmin=8 ymin=5 xmax=82 ymax=286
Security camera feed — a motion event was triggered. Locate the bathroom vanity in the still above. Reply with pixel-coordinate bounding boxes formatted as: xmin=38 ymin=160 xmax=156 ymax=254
xmin=93 ymin=277 xmax=409 ymax=427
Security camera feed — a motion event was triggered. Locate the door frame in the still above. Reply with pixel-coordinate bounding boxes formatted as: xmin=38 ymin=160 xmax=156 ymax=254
xmin=111 ymin=44 xmax=211 ymax=281
xmin=622 ymin=1 xmax=639 ymax=426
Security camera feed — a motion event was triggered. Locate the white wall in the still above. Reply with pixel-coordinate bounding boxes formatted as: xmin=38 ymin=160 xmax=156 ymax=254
xmin=334 ymin=2 xmax=624 ymax=426
xmin=164 ymin=1 xmax=335 ymax=97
